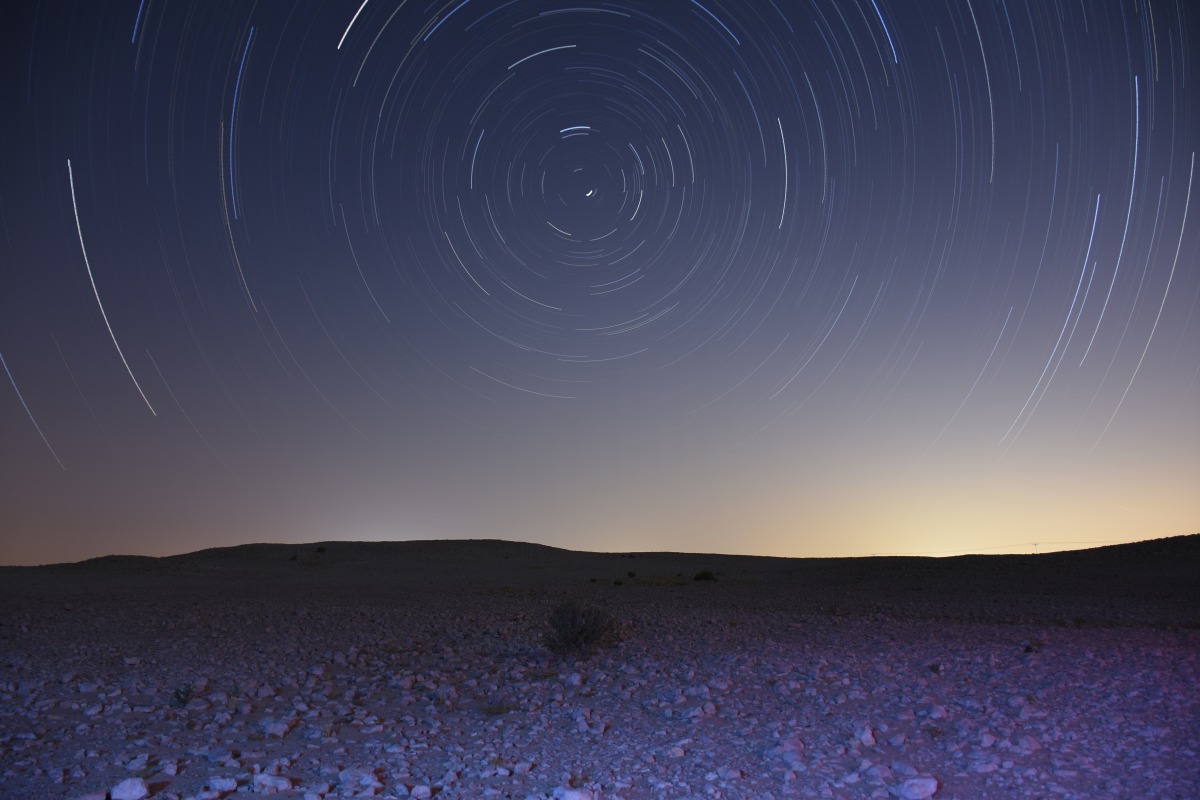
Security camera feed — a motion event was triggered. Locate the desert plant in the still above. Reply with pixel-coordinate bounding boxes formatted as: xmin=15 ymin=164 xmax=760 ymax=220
xmin=544 ymin=600 xmax=615 ymax=655
xmin=171 ymin=685 xmax=193 ymax=708
xmin=693 ymin=570 xmax=717 ymax=581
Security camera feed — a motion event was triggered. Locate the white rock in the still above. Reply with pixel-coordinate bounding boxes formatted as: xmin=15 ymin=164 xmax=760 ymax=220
xmin=111 ymin=777 xmax=149 ymax=800
xmin=260 ymin=717 xmax=292 ymax=737
xmin=561 ymin=789 xmax=593 ymax=800
xmin=895 ymin=776 xmax=939 ymax=799
xmin=209 ymin=776 xmax=238 ymax=792
xmin=252 ymin=773 xmax=291 ymax=792
xmin=857 ymin=725 xmax=876 ymax=746
xmin=767 ymin=734 xmax=806 ymax=770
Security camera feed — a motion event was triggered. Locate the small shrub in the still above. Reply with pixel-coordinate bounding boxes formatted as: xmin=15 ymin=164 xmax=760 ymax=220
xmin=627 ymin=571 xmax=636 ymax=578
xmin=693 ymin=570 xmax=717 ymax=581
xmin=613 ymin=579 xmax=624 ymax=586
xmin=544 ymin=600 xmax=615 ymax=655
xmin=171 ymin=685 xmax=193 ymax=708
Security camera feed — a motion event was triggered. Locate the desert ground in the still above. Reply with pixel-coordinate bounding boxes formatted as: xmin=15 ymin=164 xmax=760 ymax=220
xmin=1 ymin=535 xmax=1197 ymax=800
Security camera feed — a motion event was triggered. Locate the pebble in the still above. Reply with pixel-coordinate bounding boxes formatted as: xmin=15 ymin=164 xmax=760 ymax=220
xmin=252 ymin=774 xmax=291 ymax=792
xmin=110 ymin=778 xmax=149 ymax=800
xmin=894 ymin=776 xmax=939 ymax=799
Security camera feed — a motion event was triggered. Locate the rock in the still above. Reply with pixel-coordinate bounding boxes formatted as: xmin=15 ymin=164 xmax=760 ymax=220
xmin=260 ymin=717 xmax=292 ymax=737
xmin=338 ymin=766 xmax=382 ymax=790
xmin=857 ymin=725 xmax=876 ymax=746
xmin=208 ymin=776 xmax=238 ymax=792
xmin=110 ymin=777 xmax=149 ymax=800
xmin=894 ymin=776 xmax=939 ymax=799
xmin=561 ymin=789 xmax=593 ymax=800
xmin=767 ymin=734 xmax=806 ymax=770
xmin=252 ymin=773 xmax=291 ymax=792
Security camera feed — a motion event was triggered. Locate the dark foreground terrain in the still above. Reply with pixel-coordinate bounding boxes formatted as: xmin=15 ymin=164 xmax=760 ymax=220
xmin=1 ymin=535 xmax=1197 ymax=799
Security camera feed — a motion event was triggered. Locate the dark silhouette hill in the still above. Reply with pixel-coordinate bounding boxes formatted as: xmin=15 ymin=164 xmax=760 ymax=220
xmin=2 ymin=534 xmax=1195 ymax=628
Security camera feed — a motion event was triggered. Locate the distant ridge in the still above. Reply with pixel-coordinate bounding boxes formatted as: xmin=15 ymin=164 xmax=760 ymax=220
xmin=10 ymin=531 xmax=1200 ymax=569
xmin=2 ymin=533 xmax=1196 ymax=629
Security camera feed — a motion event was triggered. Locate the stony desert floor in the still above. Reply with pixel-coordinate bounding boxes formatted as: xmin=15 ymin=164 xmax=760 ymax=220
xmin=1 ymin=536 xmax=1197 ymax=800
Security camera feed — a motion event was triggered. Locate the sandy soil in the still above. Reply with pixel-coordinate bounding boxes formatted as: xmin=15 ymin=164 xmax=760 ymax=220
xmin=1 ymin=537 xmax=1197 ymax=799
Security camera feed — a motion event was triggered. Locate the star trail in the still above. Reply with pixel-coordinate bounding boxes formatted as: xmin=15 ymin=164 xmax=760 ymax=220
xmin=1 ymin=0 xmax=1196 ymax=564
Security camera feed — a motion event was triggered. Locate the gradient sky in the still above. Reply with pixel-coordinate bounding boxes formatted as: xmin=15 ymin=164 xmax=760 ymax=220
xmin=2 ymin=0 xmax=1197 ymax=565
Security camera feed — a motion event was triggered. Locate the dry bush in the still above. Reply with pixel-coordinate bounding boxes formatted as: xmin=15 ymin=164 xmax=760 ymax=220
xmin=544 ymin=599 xmax=616 ymax=655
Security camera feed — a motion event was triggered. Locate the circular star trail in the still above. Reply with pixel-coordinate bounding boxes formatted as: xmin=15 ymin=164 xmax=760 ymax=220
xmin=1 ymin=1 xmax=1197 ymax=562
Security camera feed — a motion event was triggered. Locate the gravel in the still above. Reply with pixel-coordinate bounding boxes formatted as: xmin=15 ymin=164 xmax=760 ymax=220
xmin=1 ymin=539 xmax=1197 ymax=799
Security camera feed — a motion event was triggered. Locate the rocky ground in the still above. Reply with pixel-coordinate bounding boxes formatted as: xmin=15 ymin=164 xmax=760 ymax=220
xmin=1 ymin=537 xmax=1197 ymax=799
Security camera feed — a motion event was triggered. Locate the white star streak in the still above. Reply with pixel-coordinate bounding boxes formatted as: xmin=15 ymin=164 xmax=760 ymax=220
xmin=67 ymin=159 xmax=156 ymax=416
xmin=444 ymin=232 xmax=490 ymax=295
xmin=468 ymin=366 xmax=576 ymax=399
xmin=964 ymin=0 xmax=995 ymax=183
xmin=1094 ymin=152 xmax=1194 ymax=450
xmin=1000 ymin=194 xmax=1102 ymax=446
xmin=1 ymin=348 xmax=65 ymax=470
xmin=508 ymin=44 xmax=575 ymax=71
xmin=777 ymin=117 xmax=787 ymax=229
xmin=918 ymin=306 xmax=1013 ymax=461
xmin=1080 ymin=76 xmax=1140 ymax=367
xmin=337 ymin=0 xmax=373 ymax=50
xmin=340 ymin=205 xmax=390 ymax=322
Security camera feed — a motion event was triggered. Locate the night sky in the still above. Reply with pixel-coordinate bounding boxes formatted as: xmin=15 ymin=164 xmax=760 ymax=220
xmin=2 ymin=0 xmax=1196 ymax=565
